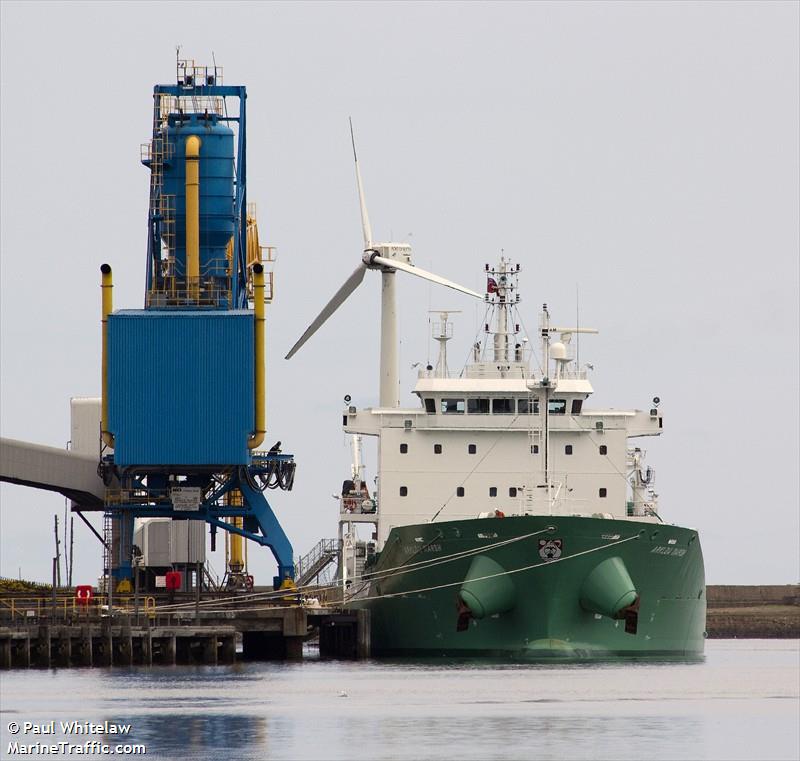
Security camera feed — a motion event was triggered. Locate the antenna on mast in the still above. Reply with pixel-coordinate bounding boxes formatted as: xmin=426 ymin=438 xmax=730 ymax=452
xmin=576 ymin=284 xmax=580 ymax=370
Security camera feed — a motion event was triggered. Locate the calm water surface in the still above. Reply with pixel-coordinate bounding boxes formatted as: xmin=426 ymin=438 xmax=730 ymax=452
xmin=1 ymin=640 xmax=797 ymax=760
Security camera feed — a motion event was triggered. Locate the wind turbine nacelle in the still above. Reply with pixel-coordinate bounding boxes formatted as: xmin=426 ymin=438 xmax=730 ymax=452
xmin=371 ymin=243 xmax=412 ymax=264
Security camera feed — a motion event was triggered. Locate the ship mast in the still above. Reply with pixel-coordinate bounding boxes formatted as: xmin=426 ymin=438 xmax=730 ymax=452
xmin=483 ymin=258 xmax=522 ymax=372
xmin=540 ymin=303 xmax=553 ymax=513
xmin=431 ymin=310 xmax=459 ymax=378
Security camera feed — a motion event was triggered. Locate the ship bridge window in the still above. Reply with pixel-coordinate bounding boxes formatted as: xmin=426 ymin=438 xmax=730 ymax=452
xmin=518 ymin=397 xmax=539 ymax=414
xmin=492 ymin=398 xmax=514 ymax=414
xmin=571 ymin=399 xmax=583 ymax=414
xmin=548 ymin=399 xmax=567 ymax=415
xmin=441 ymin=398 xmax=465 ymax=414
xmin=467 ymin=398 xmax=490 ymax=414
xmin=424 ymin=398 xmax=436 ymax=414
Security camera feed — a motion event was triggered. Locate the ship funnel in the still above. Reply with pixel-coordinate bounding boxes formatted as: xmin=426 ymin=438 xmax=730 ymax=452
xmin=579 ymin=556 xmax=638 ymax=619
xmin=458 ymin=555 xmax=516 ymax=625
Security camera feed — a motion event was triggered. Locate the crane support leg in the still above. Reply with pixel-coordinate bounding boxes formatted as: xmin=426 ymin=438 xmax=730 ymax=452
xmin=237 ymin=478 xmax=295 ymax=587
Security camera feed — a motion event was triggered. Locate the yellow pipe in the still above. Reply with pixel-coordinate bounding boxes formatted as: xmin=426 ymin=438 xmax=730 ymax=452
xmin=100 ymin=264 xmax=115 ymax=449
xmin=226 ymin=491 xmax=244 ymax=573
xmin=185 ymin=135 xmax=201 ymax=301
xmin=247 ymin=263 xmax=266 ymax=449
xmin=230 ymin=518 xmax=244 ymax=572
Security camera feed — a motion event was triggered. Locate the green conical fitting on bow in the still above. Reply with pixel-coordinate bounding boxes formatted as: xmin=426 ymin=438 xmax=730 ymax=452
xmin=579 ymin=556 xmax=638 ymax=618
xmin=458 ymin=555 xmax=516 ymax=619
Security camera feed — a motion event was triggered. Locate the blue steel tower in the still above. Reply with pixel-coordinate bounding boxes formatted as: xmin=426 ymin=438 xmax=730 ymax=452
xmin=99 ymin=59 xmax=295 ymax=590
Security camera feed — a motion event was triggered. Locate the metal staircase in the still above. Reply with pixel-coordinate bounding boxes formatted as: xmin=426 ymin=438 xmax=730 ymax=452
xmin=294 ymin=539 xmax=339 ymax=587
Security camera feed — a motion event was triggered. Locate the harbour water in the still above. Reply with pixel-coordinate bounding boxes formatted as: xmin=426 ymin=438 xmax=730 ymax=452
xmin=1 ymin=640 xmax=797 ymax=760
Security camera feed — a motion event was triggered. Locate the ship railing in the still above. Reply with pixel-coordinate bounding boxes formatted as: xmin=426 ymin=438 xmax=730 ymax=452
xmin=416 ymin=366 xmax=590 ymax=380
xmin=557 ymin=369 xmax=589 ymax=380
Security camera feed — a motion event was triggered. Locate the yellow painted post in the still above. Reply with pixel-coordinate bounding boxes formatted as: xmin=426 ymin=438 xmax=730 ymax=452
xmin=226 ymin=490 xmax=244 ymax=575
xmin=100 ymin=265 xmax=115 ymax=449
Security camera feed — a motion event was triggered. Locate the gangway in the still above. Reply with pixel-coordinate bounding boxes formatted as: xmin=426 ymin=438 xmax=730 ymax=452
xmin=295 ymin=539 xmax=339 ymax=586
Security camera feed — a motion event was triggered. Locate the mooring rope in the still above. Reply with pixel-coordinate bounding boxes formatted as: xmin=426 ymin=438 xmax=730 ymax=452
xmin=153 ymin=525 xmax=554 ymax=613
xmin=153 ymin=532 xmax=640 ymax=616
xmin=346 ymin=533 xmax=640 ymax=606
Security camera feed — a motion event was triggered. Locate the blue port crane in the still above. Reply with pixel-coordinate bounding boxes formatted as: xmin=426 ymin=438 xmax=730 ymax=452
xmin=99 ymin=59 xmax=295 ymax=590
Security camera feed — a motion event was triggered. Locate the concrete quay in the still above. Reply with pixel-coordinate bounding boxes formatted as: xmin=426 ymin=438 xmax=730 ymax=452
xmin=0 ymin=601 xmax=371 ymax=669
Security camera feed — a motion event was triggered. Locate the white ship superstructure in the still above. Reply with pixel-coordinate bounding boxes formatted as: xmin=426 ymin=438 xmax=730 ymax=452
xmin=340 ymin=259 xmax=664 ymax=550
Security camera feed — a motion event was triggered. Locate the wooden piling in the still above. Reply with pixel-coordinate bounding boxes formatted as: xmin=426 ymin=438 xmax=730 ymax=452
xmin=0 ymin=635 xmax=10 ymax=669
xmin=34 ymin=625 xmax=51 ymax=667
xmin=203 ymin=635 xmax=218 ymax=665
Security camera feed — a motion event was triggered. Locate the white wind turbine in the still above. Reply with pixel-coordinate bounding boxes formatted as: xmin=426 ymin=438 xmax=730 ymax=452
xmin=285 ymin=121 xmax=482 ymax=407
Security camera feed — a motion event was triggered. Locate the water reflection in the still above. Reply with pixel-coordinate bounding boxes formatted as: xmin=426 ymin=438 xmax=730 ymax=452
xmin=121 ymin=714 xmax=267 ymax=758
xmin=0 ymin=642 xmax=796 ymax=761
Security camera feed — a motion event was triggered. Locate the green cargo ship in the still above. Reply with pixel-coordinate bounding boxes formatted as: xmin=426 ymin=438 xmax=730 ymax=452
xmin=286 ymin=153 xmax=706 ymax=658
xmin=356 ymin=514 xmax=705 ymax=657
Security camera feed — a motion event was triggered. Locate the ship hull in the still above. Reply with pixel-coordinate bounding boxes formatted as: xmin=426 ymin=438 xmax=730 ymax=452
xmin=352 ymin=515 xmax=706 ymax=659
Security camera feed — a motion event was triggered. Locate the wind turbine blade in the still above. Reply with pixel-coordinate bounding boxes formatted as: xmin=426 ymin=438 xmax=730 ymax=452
xmin=285 ymin=264 xmax=367 ymax=359
xmin=371 ymin=255 xmax=483 ymax=299
xmin=350 ymin=118 xmax=373 ymax=249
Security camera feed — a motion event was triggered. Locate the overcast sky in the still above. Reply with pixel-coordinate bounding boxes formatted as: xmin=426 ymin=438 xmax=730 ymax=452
xmin=1 ymin=1 xmax=798 ymax=586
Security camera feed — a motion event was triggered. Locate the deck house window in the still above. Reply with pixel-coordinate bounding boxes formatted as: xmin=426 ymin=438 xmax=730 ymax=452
xmin=518 ymin=397 xmax=539 ymax=414
xmin=565 ymin=445 xmax=573 ymax=455
xmin=571 ymin=399 xmax=583 ymax=414
xmin=400 ymin=486 xmax=408 ymax=497
xmin=489 ymin=487 xmax=497 ymax=497
xmin=467 ymin=398 xmax=490 ymax=414
xmin=468 ymin=444 xmax=477 ymax=454
xmin=456 ymin=487 xmax=465 ymax=497
xmin=599 ymin=488 xmax=607 ymax=498
xmin=400 ymin=443 xmax=408 ymax=454
xmin=424 ymin=398 xmax=436 ymax=414
xmin=441 ymin=398 xmax=465 ymax=414
xmin=492 ymin=398 xmax=514 ymax=414
xmin=434 ymin=444 xmax=442 ymax=454
xmin=531 ymin=444 xmax=539 ymax=454
xmin=509 ymin=487 xmax=517 ymax=497
xmin=599 ymin=445 xmax=607 ymax=455
xmin=548 ymin=399 xmax=567 ymax=415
